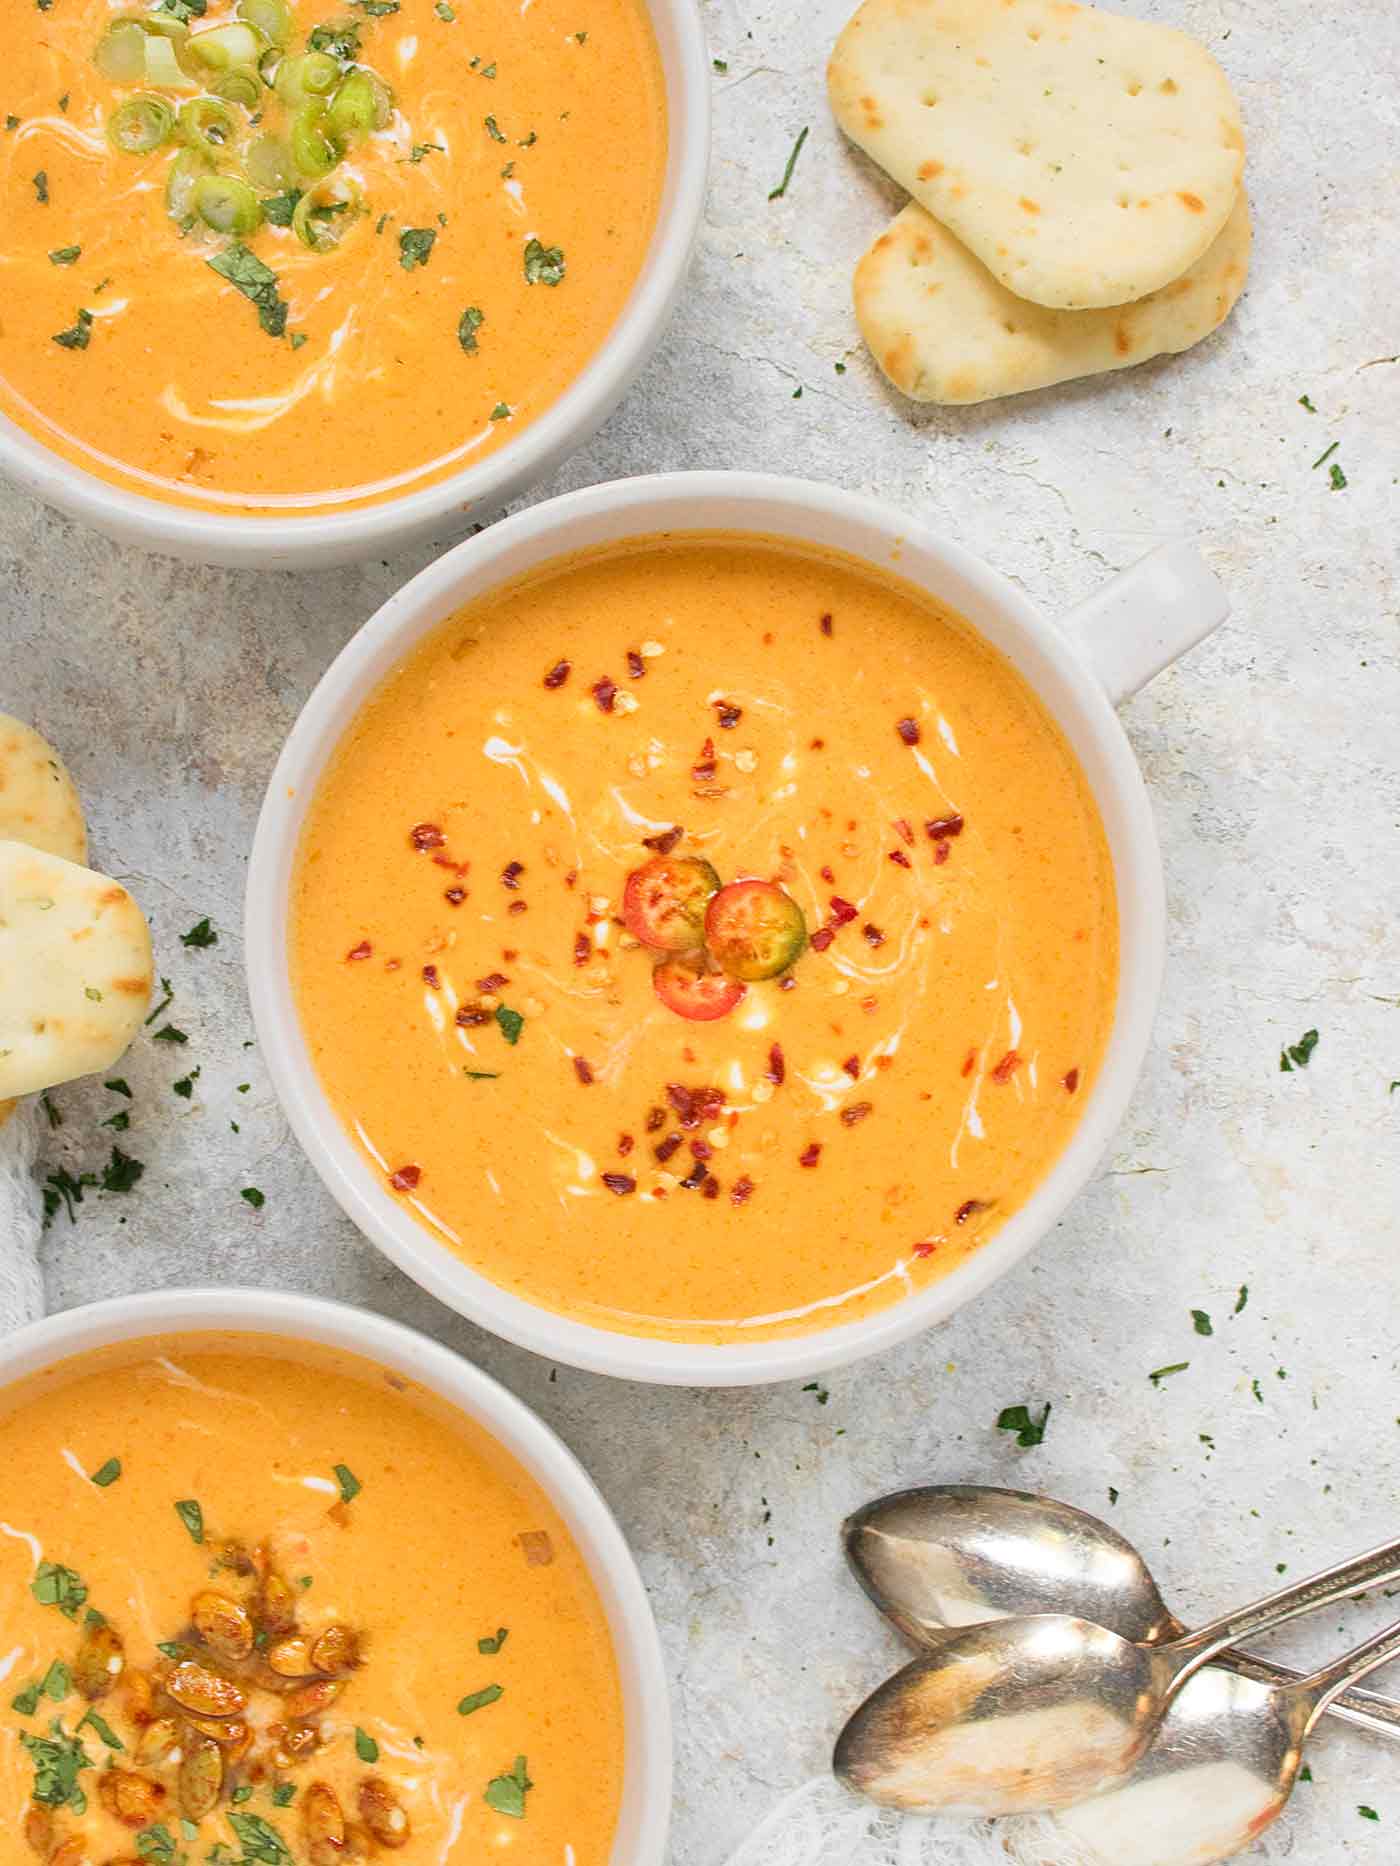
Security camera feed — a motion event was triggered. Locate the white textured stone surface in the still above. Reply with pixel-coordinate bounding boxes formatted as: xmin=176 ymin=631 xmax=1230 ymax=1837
xmin=3 ymin=0 xmax=1399 ymax=1859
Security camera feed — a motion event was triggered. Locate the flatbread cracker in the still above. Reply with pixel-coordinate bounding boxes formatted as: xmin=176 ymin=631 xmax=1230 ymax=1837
xmin=0 ymin=715 xmax=87 ymax=864
xmin=830 ymin=0 xmax=1245 ymax=310
xmin=856 ymin=190 xmax=1250 ymax=404
xmin=0 ymin=841 xmax=152 ymax=1099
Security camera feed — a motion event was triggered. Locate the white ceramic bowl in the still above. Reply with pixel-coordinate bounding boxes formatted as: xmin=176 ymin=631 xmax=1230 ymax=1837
xmin=246 ymin=471 xmax=1228 ymax=1384
xmin=0 ymin=1287 xmax=672 ymax=1863
xmin=0 ymin=3 xmax=709 ymax=571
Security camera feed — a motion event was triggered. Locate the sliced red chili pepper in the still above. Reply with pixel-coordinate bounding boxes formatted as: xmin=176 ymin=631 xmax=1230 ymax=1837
xmin=819 ymin=613 xmax=833 ymax=637
xmin=955 ymin=1199 xmax=992 ymax=1224
xmin=713 ymin=700 xmax=743 ymax=729
xmin=444 ymin=887 xmax=466 ymax=906
xmin=543 ymin=660 xmax=571 ymax=689
xmin=888 ymin=849 xmax=912 ymax=869
xmin=862 ymin=923 xmax=885 ymax=948
xmin=912 ymin=1239 xmax=936 ymax=1259
xmin=654 ymin=1133 xmax=683 ymax=1163
xmin=501 ymin=861 xmax=524 ymax=890
xmin=893 ymin=818 xmax=914 ymax=846
xmin=810 ymin=927 xmax=835 ymax=953
xmin=623 ymin=855 xmax=721 ymax=953
xmin=704 ymin=879 xmax=808 ymax=981
xmin=842 ymin=1055 xmax=861 ymax=1079
xmin=652 ymin=956 xmax=746 ymax=1022
xmin=573 ymin=931 xmax=591 ymax=966
xmin=476 ymin=972 xmax=509 ymax=994
xmin=701 ymin=1177 xmax=720 ymax=1200
xmin=645 ymin=1106 xmax=666 ymax=1133
xmin=691 ymin=737 xmax=717 ymax=784
xmin=618 ymin=1134 xmax=635 ymax=1157
xmin=422 ymin=964 xmax=440 ymax=988
xmin=766 ymin=1043 xmax=785 ymax=1086
xmin=829 ymin=896 xmax=858 ymax=927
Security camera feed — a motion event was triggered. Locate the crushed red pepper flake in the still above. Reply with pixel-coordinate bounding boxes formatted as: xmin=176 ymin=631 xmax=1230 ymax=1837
xmin=410 ymin=823 xmax=446 ymax=851
xmin=731 ymin=1175 xmax=755 ymax=1206
xmin=691 ymin=737 xmax=717 ymax=784
xmin=912 ymin=1239 xmax=936 ymax=1259
xmin=642 ymin=824 xmax=684 ymax=855
xmin=893 ymin=818 xmax=914 ymax=846
xmin=645 ymin=1105 xmax=666 ymax=1133
xmin=433 ymin=852 xmax=469 ymax=875
xmin=862 ymin=923 xmax=885 ymax=948
xmin=798 ymin=1142 xmax=822 ymax=1168
xmin=714 ymin=700 xmax=743 ymax=729
xmin=840 ymin=1101 xmax=874 ymax=1127
xmin=501 ymin=861 xmax=524 ymax=890
xmin=476 ymin=972 xmax=509 ymax=993
xmin=820 ymin=864 xmax=836 ymax=885
xmin=346 ymin=940 xmax=373 ymax=962
xmin=766 ymin=1043 xmax=786 ymax=1086
xmin=654 ymin=1133 xmax=683 ymax=1163
xmin=626 ymin=649 xmax=645 ymax=680
xmin=896 ymin=717 xmax=921 ymax=746
xmin=564 ymin=868 xmax=579 ymax=889
xmin=819 ymin=613 xmax=833 ymax=637
xmin=389 ymin=1164 xmax=421 ymax=1191
xmin=679 ymin=1160 xmax=709 ymax=1191
xmin=507 ymin=899 xmax=528 ymax=915
xmin=573 ymin=931 xmax=591 ymax=966
xmin=829 ymin=896 xmax=858 ymax=927
xmin=810 ymin=927 xmax=835 ymax=953
xmin=701 ymin=1177 xmax=720 ymax=1200
xmin=591 ymin=675 xmax=618 ymax=713
xmin=601 ymin=1172 xmax=636 ymax=1196
xmin=1064 ymin=1067 xmax=1080 ymax=1093
xmin=422 ymin=964 xmax=440 ymax=988
xmin=810 ymin=737 xmax=825 ymax=750
xmin=618 ymin=1133 xmax=635 ymax=1157
xmin=934 ymin=843 xmax=951 ymax=866
xmin=992 ymin=1050 xmax=1022 ymax=1083
xmin=955 ymin=1199 xmax=992 ymax=1224
xmin=888 ymin=848 xmax=912 ymax=869
xmin=926 ymin=814 xmax=964 ymax=841
xmin=444 ymin=886 xmax=467 ymax=906
xmin=573 ymin=1056 xmax=595 ymax=1085
xmin=779 ymin=974 xmax=797 ymax=992
xmin=842 ymin=1055 xmax=861 ymax=1079
xmin=961 ymin=1048 xmax=978 ymax=1078
xmin=543 ymin=659 xmax=571 ymax=689
xmin=667 ymin=1083 xmax=724 ymax=1129
xmin=456 ymin=1005 xmax=489 ymax=1027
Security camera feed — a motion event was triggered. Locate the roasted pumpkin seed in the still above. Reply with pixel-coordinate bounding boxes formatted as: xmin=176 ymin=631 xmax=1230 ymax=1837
xmin=134 ymin=1715 xmax=180 ymax=1765
xmin=191 ymin=1588 xmax=255 ymax=1662
xmin=283 ymin=1677 xmax=341 ymax=1720
xmin=178 ymin=1733 xmax=224 ymax=1820
xmin=310 ymin=1623 xmax=363 ymax=1676
xmin=165 ymin=1657 xmax=247 ymax=1718
xmin=359 ymin=1775 xmax=411 ymax=1848
xmin=22 ymin=1806 xmax=54 ymax=1856
xmin=266 ymin=1634 xmax=313 ymax=1677
xmin=303 ymin=1780 xmax=347 ymax=1864
xmin=98 ymin=1768 xmax=168 ymax=1827
xmin=74 ymin=1618 xmax=126 ymax=1699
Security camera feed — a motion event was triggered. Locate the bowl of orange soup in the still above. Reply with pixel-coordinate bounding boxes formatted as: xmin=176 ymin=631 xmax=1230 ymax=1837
xmin=0 ymin=1286 xmax=670 ymax=1861
xmin=0 ymin=0 xmax=705 ymax=567
xmin=247 ymin=472 xmax=1228 ymax=1382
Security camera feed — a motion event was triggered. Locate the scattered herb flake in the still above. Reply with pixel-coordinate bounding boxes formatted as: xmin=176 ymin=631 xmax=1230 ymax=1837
xmin=227 ymin=1812 xmax=294 ymax=1862
xmin=767 ymin=126 xmax=809 ymax=200
xmin=180 ymin=916 xmax=218 ymax=948
xmin=1191 ymin=1309 xmax=1214 ymax=1337
xmin=354 ymin=1726 xmax=379 ymax=1762
xmin=522 ymin=237 xmax=565 ymax=285
xmin=489 ymin=401 xmax=511 ymax=420
xmin=996 ymin=1402 xmax=1051 ymax=1447
xmin=1279 ymin=1029 xmax=1319 ymax=1072
xmin=333 ymin=1463 xmax=361 ymax=1504
xmin=484 ymin=1754 xmax=533 ymax=1820
xmin=1149 ymin=1362 xmax=1190 ymax=1387
xmin=1235 ymin=1284 xmax=1249 ymax=1314
xmin=1311 ymin=440 xmax=1339 ymax=471
xmin=1298 ymin=393 xmax=1316 ymax=412
xmin=458 ymin=1683 xmax=503 ymax=1715
xmin=52 ymin=308 xmax=93 ymax=350
xmin=173 ymin=1498 xmax=205 ymax=1545
xmin=398 ymin=226 xmax=437 ymax=270
xmin=207 ymin=243 xmax=288 ymax=339
xmin=20 ymin=1721 xmax=90 ymax=1811
xmin=32 ymin=1562 xmax=87 ymax=1619
xmin=1329 ymin=461 xmax=1347 ymax=490
xmin=151 ymin=1023 xmax=188 ymax=1044
xmin=478 ymin=1627 xmax=509 ymax=1654
xmin=458 ymin=305 xmax=484 ymax=353
xmin=435 ymin=1 xmax=455 ymax=16
xmin=271 ymin=1782 xmax=295 ymax=1806
xmin=712 ymin=57 xmax=728 ymax=72
xmin=484 ymin=113 xmax=507 ymax=142
xmin=100 ymin=1147 xmax=144 ymax=1193
xmin=172 ymin=1068 xmax=201 ymax=1100
xmin=77 ymin=1707 xmax=123 ymax=1751
xmin=495 ymin=1004 xmax=524 ymax=1043
xmin=1359 ymin=1806 xmax=1379 ymax=1821
xmin=13 ymin=1682 xmax=41 ymax=1715
xmin=240 ymin=1186 xmax=265 ymax=1209
xmin=90 ymin=1457 xmax=122 ymax=1488
xmin=802 ymin=1381 xmax=829 ymax=1405
xmin=48 ymin=245 xmax=81 ymax=265
xmin=33 ymin=169 xmax=49 ymax=204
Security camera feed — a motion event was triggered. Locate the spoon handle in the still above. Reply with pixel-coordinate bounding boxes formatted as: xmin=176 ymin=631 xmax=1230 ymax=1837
xmin=1218 ymin=1648 xmax=1400 ymax=1738
xmin=1301 ymin=1616 xmax=1400 ymax=1733
xmin=1169 ymin=1535 xmax=1400 ymax=1682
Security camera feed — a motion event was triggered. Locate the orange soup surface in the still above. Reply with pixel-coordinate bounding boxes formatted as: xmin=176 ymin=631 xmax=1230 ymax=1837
xmin=0 ymin=1334 xmax=622 ymax=1862
xmin=0 ymin=0 xmax=666 ymax=513
xmin=292 ymin=535 xmax=1120 ymax=1344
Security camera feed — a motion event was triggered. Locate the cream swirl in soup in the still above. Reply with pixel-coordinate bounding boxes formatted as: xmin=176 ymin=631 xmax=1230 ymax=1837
xmin=291 ymin=535 xmax=1119 ymax=1343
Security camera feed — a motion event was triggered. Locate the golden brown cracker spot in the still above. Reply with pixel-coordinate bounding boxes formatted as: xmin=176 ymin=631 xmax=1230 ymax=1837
xmin=918 ymin=159 xmax=944 ymax=180
xmin=1019 ymin=197 xmax=1041 ymax=214
xmin=1178 ymin=190 xmax=1206 ymax=212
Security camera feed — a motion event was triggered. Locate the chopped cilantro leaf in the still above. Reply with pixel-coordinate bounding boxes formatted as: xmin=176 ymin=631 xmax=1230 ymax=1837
xmin=484 ymin=114 xmax=507 ymax=142
xmin=151 ymin=1023 xmax=188 ymax=1043
xmin=241 ymin=1186 xmax=266 ymax=1209
xmin=354 ymin=1726 xmax=379 ymax=1762
xmin=996 ymin=1402 xmax=1050 ymax=1447
xmin=207 ymin=243 xmax=288 ymax=339
xmin=495 ymin=1004 xmax=524 ymax=1043
xmin=52 ymin=308 xmax=93 ymax=350
xmin=458 ymin=305 xmax=484 ymax=353
xmin=489 ymin=402 xmax=511 ymax=421
xmin=32 ymin=1563 xmax=87 ymax=1619
xmin=484 ymin=1754 xmax=532 ymax=1819
xmin=105 ymin=1078 xmax=132 ymax=1097
xmin=522 ymin=237 xmax=564 ymax=285
xmin=398 ymin=226 xmax=437 ymax=270
xmin=33 ymin=169 xmax=48 ymax=204
xmin=48 ymin=246 xmax=81 ymax=265
xmin=90 ymin=1457 xmax=122 ymax=1488
xmin=478 ymin=1627 xmax=509 ymax=1654
xmin=458 ymin=1683 xmax=503 ymax=1714
xmin=20 ymin=1721 xmax=90 ymax=1811
xmin=802 ymin=1381 xmax=829 ymax=1405
xmin=435 ymin=1 xmax=455 ymax=16
xmin=100 ymin=1146 xmax=144 ymax=1193
xmin=1149 ymin=1362 xmax=1190 ymax=1387
xmin=42 ymin=1166 xmax=95 ymax=1227
xmin=173 ymin=1498 xmax=205 ymax=1544
xmin=1191 ymin=1309 xmax=1214 ymax=1337
xmin=271 ymin=1782 xmax=295 ymax=1806
xmin=1329 ymin=461 xmax=1347 ymax=490
xmin=333 ymin=1462 xmax=362 ymax=1503
xmin=1234 ymin=1284 xmax=1249 ymax=1313
xmin=77 ymin=1707 xmax=124 ymax=1751
xmin=12 ymin=1682 xmax=41 ymax=1715
xmin=40 ymin=1659 xmax=71 ymax=1700
xmin=180 ymin=916 xmax=218 ymax=948
xmin=1359 ymin=1806 xmax=1379 ymax=1821
xmin=227 ymin=1812 xmax=294 ymax=1861
xmin=1279 ymin=1029 xmax=1319 ymax=1072
xmin=1298 ymin=393 xmax=1316 ymax=412
xmin=712 ymin=57 xmax=728 ymax=72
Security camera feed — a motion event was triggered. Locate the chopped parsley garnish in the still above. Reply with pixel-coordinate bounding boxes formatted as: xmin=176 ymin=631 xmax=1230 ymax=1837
xmin=207 ymin=243 xmax=289 ymax=339
xmin=227 ymin=1812 xmax=294 ymax=1862
xmin=996 ymin=1402 xmax=1050 ymax=1447
xmin=42 ymin=1166 xmax=95 ymax=1226
xmin=333 ymin=1462 xmax=362 ymax=1503
xmin=40 ymin=1659 xmax=72 ymax=1700
xmin=1329 ymin=461 xmax=1347 ymax=490
xmin=12 ymin=1682 xmax=41 ymax=1715
xmin=77 ymin=1707 xmax=124 ymax=1750
xmin=134 ymin=1821 xmax=178 ymax=1860
xmin=1235 ymin=1284 xmax=1249 ymax=1314
xmin=180 ymin=916 xmax=218 ymax=948
xmin=173 ymin=1498 xmax=205 ymax=1544
xmin=101 ymin=1146 xmax=144 ymax=1193
xmin=1279 ymin=1028 xmax=1319 ymax=1072
xmin=261 ymin=189 xmax=304 ymax=227
xmin=33 ymin=169 xmax=49 ymax=204
xmin=407 ymin=141 xmax=444 ymax=163
xmin=271 ymin=1783 xmax=296 ymax=1806
xmin=32 ymin=1562 xmax=87 ymax=1619
xmin=398 ymin=226 xmax=437 ymax=270
xmin=767 ymin=126 xmax=809 ymax=201
xmin=489 ymin=402 xmax=511 ymax=421
xmin=458 ymin=1683 xmax=503 ymax=1714
xmin=307 ymin=21 xmax=361 ymax=57
xmin=494 ymin=1004 xmax=524 ymax=1044
xmin=1298 ymin=393 xmax=1316 ymax=412
xmin=484 ymin=1754 xmax=532 ymax=1820
xmin=1191 ymin=1309 xmax=1214 ymax=1337
xmin=1311 ymin=440 xmax=1338 ymax=471
xmin=103 ymin=1110 xmax=131 ymax=1132
xmin=354 ymin=1726 xmax=379 ymax=1762
xmin=1149 ymin=1362 xmax=1190 ymax=1387
xmin=484 ymin=114 xmax=507 ymax=143
xmin=48 ymin=246 xmax=81 ymax=265
xmin=145 ymin=977 xmax=174 ymax=1025
xmin=802 ymin=1381 xmax=829 ymax=1405
xmin=522 ymin=237 xmax=564 ymax=285
xmin=1359 ymin=1806 xmax=1380 ymax=1821
xmin=712 ymin=57 xmax=728 ymax=72
xmin=478 ymin=1627 xmax=509 ymax=1654
xmin=464 ymin=1069 xmax=500 ymax=1080
xmin=458 ymin=305 xmax=484 ymax=353
xmin=151 ymin=1023 xmax=188 ymax=1043
xmin=106 ymin=1078 xmax=132 ymax=1097
xmin=173 ymin=1067 xmax=201 ymax=1099
xmin=90 ymin=1457 xmax=122 ymax=1487
xmin=21 ymin=1721 xmax=90 ymax=1811
xmin=52 ymin=308 xmax=93 ymax=350
xmin=241 ymin=1186 xmax=266 ymax=1209
xmin=351 ymin=0 xmax=400 ymax=12
xmin=435 ymin=1 xmax=455 ymax=16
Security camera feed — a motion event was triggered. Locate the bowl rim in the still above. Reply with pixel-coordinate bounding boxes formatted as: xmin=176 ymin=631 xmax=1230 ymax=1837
xmin=246 ymin=469 xmax=1165 ymax=1384
xmin=0 ymin=1286 xmax=673 ymax=1865
xmin=0 ymin=0 xmax=710 ymax=567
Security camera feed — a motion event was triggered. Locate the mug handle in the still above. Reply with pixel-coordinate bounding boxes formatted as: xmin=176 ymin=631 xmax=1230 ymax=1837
xmin=1059 ymin=542 xmax=1229 ymax=706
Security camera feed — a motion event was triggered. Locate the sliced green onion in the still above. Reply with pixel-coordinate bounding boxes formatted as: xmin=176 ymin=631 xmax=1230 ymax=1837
xmin=144 ymin=29 xmax=199 ymax=90
xmin=107 ymin=94 xmax=175 ymax=155
xmin=236 ymin=0 xmax=293 ymax=48
xmin=93 ymin=19 xmax=148 ymax=82
xmin=178 ymin=95 xmax=236 ymax=151
xmin=289 ymin=102 xmax=341 ymax=178
xmin=244 ymin=132 xmax=296 ymax=189
xmin=186 ymin=22 xmax=264 ymax=71
xmin=166 ymin=145 xmax=214 ymax=222
xmin=275 ymin=50 xmax=341 ymax=106
xmin=291 ymin=174 xmax=363 ymax=252
xmin=257 ymin=45 xmax=282 ymax=87
xmin=211 ymin=65 xmax=262 ymax=108
xmin=141 ymin=13 xmax=190 ymax=45
xmin=326 ymin=68 xmax=391 ymax=140
xmin=193 ymin=172 xmax=263 ymax=235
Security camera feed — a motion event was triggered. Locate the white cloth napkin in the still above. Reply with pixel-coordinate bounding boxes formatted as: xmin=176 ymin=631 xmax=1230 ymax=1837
xmin=0 ymin=1099 xmax=46 ymax=1332
xmin=716 ymin=1777 xmax=1300 ymax=1866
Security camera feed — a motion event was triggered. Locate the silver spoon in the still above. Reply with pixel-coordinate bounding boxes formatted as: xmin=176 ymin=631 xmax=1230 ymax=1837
xmin=844 ymin=1484 xmax=1400 ymax=1739
xmin=1054 ymin=1615 xmax=1400 ymax=1866
xmin=833 ymin=1536 xmax=1400 ymax=1814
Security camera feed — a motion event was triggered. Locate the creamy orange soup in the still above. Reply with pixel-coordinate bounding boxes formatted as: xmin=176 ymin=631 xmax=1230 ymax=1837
xmin=0 ymin=1334 xmax=622 ymax=1861
xmin=0 ymin=0 xmax=666 ymax=513
xmin=291 ymin=535 xmax=1119 ymax=1344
